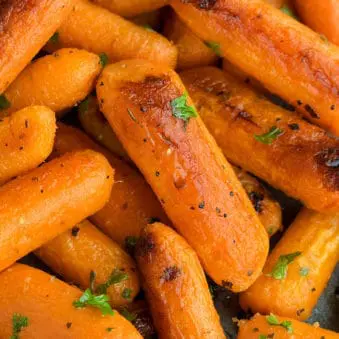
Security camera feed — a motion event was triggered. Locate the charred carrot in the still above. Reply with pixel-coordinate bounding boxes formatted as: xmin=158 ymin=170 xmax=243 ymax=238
xmin=181 ymin=67 xmax=339 ymax=213
xmin=237 ymin=313 xmax=339 ymax=338
xmin=171 ymin=0 xmax=339 ymax=135
xmin=97 ymin=59 xmax=269 ymax=291
xmin=53 ymin=123 xmax=169 ymax=245
xmin=45 ymin=0 xmax=177 ymax=68
xmin=240 ymin=208 xmax=339 ymax=320
xmin=0 ymin=0 xmax=72 ymax=93
xmin=0 ymin=264 xmax=141 ymax=338
xmin=136 ymin=223 xmax=225 ymax=338
xmin=0 ymin=150 xmax=113 ymax=272
xmin=36 ymin=219 xmax=140 ymax=307
xmin=2 ymin=49 xmax=101 ymax=117
xmin=0 ymin=106 xmax=56 ymax=185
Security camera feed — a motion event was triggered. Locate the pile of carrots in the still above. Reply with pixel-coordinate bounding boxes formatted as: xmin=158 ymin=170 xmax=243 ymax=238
xmin=0 ymin=0 xmax=338 ymax=337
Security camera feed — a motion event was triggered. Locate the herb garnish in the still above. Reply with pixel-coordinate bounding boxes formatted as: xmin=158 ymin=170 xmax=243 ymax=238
xmin=280 ymin=5 xmax=298 ymax=20
xmin=143 ymin=24 xmax=156 ymax=32
xmin=299 ymin=267 xmax=309 ymax=276
xmin=11 ymin=314 xmax=29 ymax=339
xmin=78 ymin=97 xmax=90 ymax=114
xmin=268 ymin=251 xmax=301 ymax=280
xmin=49 ymin=32 xmax=59 ymax=44
xmin=99 ymin=53 xmax=109 ymax=67
xmin=121 ymin=288 xmax=132 ymax=300
xmin=96 ymin=269 xmax=129 ymax=294
xmin=120 ymin=308 xmax=137 ymax=322
xmin=266 ymin=313 xmax=294 ymax=333
xmin=254 ymin=126 xmax=284 ymax=144
xmin=204 ymin=41 xmax=222 ymax=56
xmin=73 ymin=288 xmax=114 ymax=315
xmin=0 ymin=94 xmax=10 ymax=110
xmin=170 ymin=92 xmax=198 ymax=122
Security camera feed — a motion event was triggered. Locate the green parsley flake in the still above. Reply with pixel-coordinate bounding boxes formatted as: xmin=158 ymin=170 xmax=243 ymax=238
xmin=78 ymin=97 xmax=90 ymax=114
xmin=269 ymin=251 xmax=302 ymax=280
xmin=120 ymin=308 xmax=137 ymax=322
xmin=266 ymin=313 xmax=293 ymax=333
xmin=0 ymin=94 xmax=10 ymax=110
xmin=254 ymin=126 xmax=284 ymax=144
xmin=11 ymin=313 xmax=29 ymax=339
xmin=143 ymin=24 xmax=156 ymax=32
xmin=96 ymin=269 xmax=129 ymax=294
xmin=280 ymin=5 xmax=298 ymax=20
xmin=49 ymin=32 xmax=59 ymax=44
xmin=73 ymin=288 xmax=114 ymax=316
xmin=121 ymin=288 xmax=132 ymax=300
xmin=171 ymin=92 xmax=198 ymax=122
xmin=259 ymin=335 xmax=267 ymax=339
xmin=204 ymin=41 xmax=222 ymax=56
xmin=99 ymin=52 xmax=109 ymax=67
xmin=106 ymin=327 xmax=113 ymax=332
xmin=320 ymin=34 xmax=329 ymax=44
xmin=299 ymin=267 xmax=310 ymax=276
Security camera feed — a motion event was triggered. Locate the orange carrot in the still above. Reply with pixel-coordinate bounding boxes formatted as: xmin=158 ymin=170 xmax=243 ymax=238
xmin=0 ymin=150 xmax=113 ymax=272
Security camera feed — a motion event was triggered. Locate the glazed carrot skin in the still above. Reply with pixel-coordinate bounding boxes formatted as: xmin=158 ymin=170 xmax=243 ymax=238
xmin=240 ymin=208 xmax=339 ymax=321
xmin=163 ymin=10 xmax=218 ymax=70
xmin=237 ymin=313 xmax=339 ymax=339
xmin=181 ymin=67 xmax=339 ymax=213
xmin=0 ymin=106 xmax=56 ymax=185
xmin=53 ymin=123 xmax=169 ymax=246
xmin=2 ymin=49 xmax=101 ymax=117
xmin=295 ymin=0 xmax=339 ymax=46
xmin=91 ymin=0 xmax=169 ymax=18
xmin=0 ymin=150 xmax=113 ymax=272
xmin=36 ymin=219 xmax=140 ymax=307
xmin=0 ymin=0 xmax=72 ymax=93
xmin=97 ymin=59 xmax=269 ymax=291
xmin=232 ymin=166 xmax=282 ymax=236
xmin=171 ymin=0 xmax=339 ymax=135
xmin=45 ymin=0 xmax=177 ymax=68
xmin=78 ymin=96 xmax=130 ymax=162
xmin=0 ymin=264 xmax=141 ymax=338
xmin=136 ymin=223 xmax=225 ymax=338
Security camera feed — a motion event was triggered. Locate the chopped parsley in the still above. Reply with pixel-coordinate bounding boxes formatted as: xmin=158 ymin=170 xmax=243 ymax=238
xmin=99 ymin=53 xmax=109 ymax=67
xmin=73 ymin=288 xmax=114 ymax=316
xmin=280 ymin=5 xmax=298 ymax=20
xmin=299 ymin=267 xmax=309 ymax=277
xmin=106 ymin=327 xmax=113 ymax=332
xmin=259 ymin=335 xmax=267 ymax=339
xmin=121 ymin=288 xmax=132 ymax=300
xmin=78 ymin=97 xmax=90 ymax=114
xmin=266 ymin=313 xmax=293 ymax=333
xmin=0 ymin=94 xmax=10 ymax=110
xmin=49 ymin=32 xmax=59 ymax=44
xmin=11 ymin=314 xmax=29 ymax=339
xmin=204 ymin=41 xmax=222 ymax=56
xmin=268 ymin=251 xmax=301 ymax=280
xmin=143 ymin=24 xmax=156 ymax=32
xmin=254 ymin=126 xmax=284 ymax=144
xmin=96 ymin=269 xmax=129 ymax=294
xmin=170 ymin=92 xmax=198 ymax=122
xmin=120 ymin=308 xmax=137 ymax=322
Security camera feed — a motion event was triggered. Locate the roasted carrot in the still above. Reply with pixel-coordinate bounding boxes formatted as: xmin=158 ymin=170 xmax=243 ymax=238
xmin=171 ymin=0 xmax=339 ymax=135
xmin=240 ymin=208 xmax=339 ymax=320
xmin=0 ymin=150 xmax=113 ymax=272
xmin=45 ymin=0 xmax=177 ymax=68
xmin=2 ymin=49 xmax=101 ymax=117
xmin=232 ymin=166 xmax=282 ymax=236
xmin=78 ymin=96 xmax=130 ymax=162
xmin=295 ymin=0 xmax=339 ymax=46
xmin=36 ymin=219 xmax=140 ymax=307
xmin=136 ymin=223 xmax=225 ymax=338
xmin=0 ymin=264 xmax=141 ymax=338
xmin=0 ymin=106 xmax=56 ymax=185
xmin=53 ymin=123 xmax=169 ymax=246
xmin=181 ymin=67 xmax=339 ymax=213
xmin=97 ymin=59 xmax=269 ymax=291
xmin=163 ymin=10 xmax=218 ymax=70
xmin=0 ymin=0 xmax=72 ymax=93
xmin=91 ymin=0 xmax=169 ymax=18
xmin=237 ymin=313 xmax=339 ymax=339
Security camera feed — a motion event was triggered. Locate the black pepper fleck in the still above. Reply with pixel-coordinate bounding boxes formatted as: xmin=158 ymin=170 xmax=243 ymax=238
xmin=155 ymin=171 xmax=160 ymax=177
xmin=71 ymin=226 xmax=80 ymax=237
xmin=198 ymin=201 xmax=205 ymax=209
xmin=288 ymin=123 xmax=300 ymax=130
xmin=66 ymin=322 xmax=72 ymax=329
xmin=161 ymin=266 xmax=181 ymax=282
xmin=229 ymin=191 xmax=234 ymax=197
